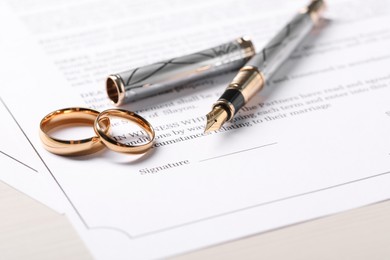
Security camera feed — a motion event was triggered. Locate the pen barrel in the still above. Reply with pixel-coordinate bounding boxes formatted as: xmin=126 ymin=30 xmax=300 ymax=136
xmin=246 ymin=0 xmax=325 ymax=81
xmin=106 ymin=37 xmax=255 ymax=106
xmin=205 ymin=0 xmax=326 ymax=131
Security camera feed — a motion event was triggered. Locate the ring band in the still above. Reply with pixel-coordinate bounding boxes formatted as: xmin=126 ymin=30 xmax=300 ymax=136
xmin=40 ymin=108 xmax=108 ymax=156
xmin=94 ymin=109 xmax=155 ymax=154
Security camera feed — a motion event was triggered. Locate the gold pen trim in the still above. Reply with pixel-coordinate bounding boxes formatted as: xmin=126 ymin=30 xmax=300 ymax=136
xmin=227 ymin=66 xmax=265 ymax=104
xmin=236 ymin=37 xmax=256 ymax=59
xmin=301 ymin=0 xmax=327 ymax=25
xmin=106 ymin=74 xmax=126 ymax=106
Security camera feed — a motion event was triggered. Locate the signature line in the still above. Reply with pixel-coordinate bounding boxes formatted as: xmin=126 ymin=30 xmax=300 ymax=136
xmin=199 ymin=142 xmax=278 ymax=162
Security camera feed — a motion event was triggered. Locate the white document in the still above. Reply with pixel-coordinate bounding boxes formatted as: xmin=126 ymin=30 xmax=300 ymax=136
xmin=1 ymin=0 xmax=390 ymax=259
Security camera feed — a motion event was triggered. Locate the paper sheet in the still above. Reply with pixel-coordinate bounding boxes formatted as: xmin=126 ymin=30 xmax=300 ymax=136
xmin=1 ymin=0 xmax=390 ymax=258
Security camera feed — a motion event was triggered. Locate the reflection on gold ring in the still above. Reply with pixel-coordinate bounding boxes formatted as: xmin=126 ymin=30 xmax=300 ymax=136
xmin=94 ymin=109 xmax=155 ymax=154
xmin=39 ymin=107 xmax=108 ymax=156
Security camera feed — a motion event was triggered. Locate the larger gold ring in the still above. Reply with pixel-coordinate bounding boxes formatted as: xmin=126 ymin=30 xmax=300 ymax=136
xmin=94 ymin=109 xmax=155 ymax=154
xmin=40 ymin=108 xmax=107 ymax=156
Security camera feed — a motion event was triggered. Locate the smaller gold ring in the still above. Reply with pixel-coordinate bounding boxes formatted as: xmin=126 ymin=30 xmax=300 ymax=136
xmin=94 ymin=109 xmax=155 ymax=154
xmin=40 ymin=108 xmax=108 ymax=156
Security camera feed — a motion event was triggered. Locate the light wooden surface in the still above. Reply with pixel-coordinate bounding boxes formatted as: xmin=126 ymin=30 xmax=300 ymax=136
xmin=1 ymin=180 xmax=390 ymax=260
xmin=0 ymin=181 xmax=92 ymax=260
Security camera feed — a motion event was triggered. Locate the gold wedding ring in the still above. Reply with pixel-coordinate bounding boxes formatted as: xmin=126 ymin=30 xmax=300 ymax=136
xmin=40 ymin=108 xmax=108 ymax=156
xmin=40 ymin=107 xmax=155 ymax=156
xmin=94 ymin=109 xmax=155 ymax=154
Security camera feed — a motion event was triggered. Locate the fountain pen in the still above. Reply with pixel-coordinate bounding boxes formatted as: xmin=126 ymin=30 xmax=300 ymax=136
xmin=204 ymin=0 xmax=326 ymax=132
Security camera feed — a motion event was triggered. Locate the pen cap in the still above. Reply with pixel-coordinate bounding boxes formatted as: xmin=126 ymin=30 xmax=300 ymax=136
xmin=106 ymin=37 xmax=255 ymax=106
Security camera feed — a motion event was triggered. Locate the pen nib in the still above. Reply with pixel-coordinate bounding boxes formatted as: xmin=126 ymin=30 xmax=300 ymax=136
xmin=204 ymin=106 xmax=229 ymax=133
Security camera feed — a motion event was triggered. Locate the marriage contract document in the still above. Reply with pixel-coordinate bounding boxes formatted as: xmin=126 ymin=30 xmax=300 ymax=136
xmin=1 ymin=0 xmax=390 ymax=259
